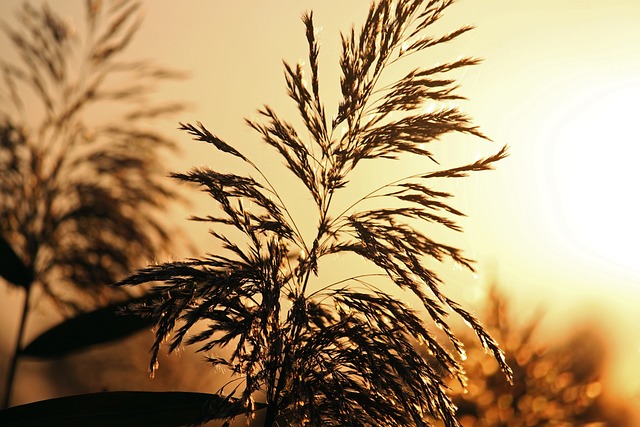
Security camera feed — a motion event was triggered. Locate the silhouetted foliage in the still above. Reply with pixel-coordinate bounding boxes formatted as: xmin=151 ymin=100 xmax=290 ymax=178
xmin=0 ymin=0 xmax=185 ymax=410
xmin=0 ymin=0 xmax=183 ymax=311
xmin=119 ymin=1 xmax=509 ymax=426
xmin=435 ymin=286 xmax=634 ymax=427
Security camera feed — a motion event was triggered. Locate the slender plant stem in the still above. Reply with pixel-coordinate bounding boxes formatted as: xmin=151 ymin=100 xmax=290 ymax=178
xmin=2 ymin=285 xmax=31 ymax=410
xmin=264 ymin=401 xmax=278 ymax=427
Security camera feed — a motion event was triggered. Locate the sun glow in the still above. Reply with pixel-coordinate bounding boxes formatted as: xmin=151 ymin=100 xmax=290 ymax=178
xmin=548 ymin=83 xmax=640 ymax=277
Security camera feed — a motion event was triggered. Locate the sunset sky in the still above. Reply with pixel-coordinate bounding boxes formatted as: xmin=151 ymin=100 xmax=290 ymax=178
xmin=1 ymin=0 xmax=639 ymax=411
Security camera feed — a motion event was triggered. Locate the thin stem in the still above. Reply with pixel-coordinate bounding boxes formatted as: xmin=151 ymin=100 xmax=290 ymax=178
xmin=307 ymin=273 xmax=388 ymax=299
xmin=246 ymin=158 xmax=309 ymax=255
xmin=264 ymin=401 xmax=279 ymax=427
xmin=2 ymin=284 xmax=31 ymax=410
xmin=326 ymin=170 xmax=427 ymax=231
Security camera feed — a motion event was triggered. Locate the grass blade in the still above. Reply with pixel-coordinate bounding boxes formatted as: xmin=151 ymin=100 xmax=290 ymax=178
xmin=21 ymin=294 xmax=157 ymax=358
xmin=0 ymin=391 xmax=259 ymax=427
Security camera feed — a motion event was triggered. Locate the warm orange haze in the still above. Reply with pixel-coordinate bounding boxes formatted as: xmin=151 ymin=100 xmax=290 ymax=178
xmin=1 ymin=0 xmax=639 ymax=424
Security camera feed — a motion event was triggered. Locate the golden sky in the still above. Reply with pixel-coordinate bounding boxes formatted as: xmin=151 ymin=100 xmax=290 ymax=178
xmin=1 ymin=0 xmax=639 ymax=407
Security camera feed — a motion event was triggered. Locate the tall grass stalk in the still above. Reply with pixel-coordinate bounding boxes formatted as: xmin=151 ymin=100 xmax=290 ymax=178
xmin=0 ymin=0 xmax=183 ymax=408
xmin=119 ymin=1 xmax=511 ymax=425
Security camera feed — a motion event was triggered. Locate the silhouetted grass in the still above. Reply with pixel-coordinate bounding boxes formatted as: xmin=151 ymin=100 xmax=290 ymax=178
xmin=119 ymin=1 xmax=510 ymax=426
xmin=0 ymin=0 xmax=185 ymax=409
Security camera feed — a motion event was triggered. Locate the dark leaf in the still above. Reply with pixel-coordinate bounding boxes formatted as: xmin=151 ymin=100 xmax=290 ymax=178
xmin=0 ymin=234 xmax=33 ymax=289
xmin=0 ymin=391 xmax=261 ymax=427
xmin=21 ymin=294 xmax=158 ymax=358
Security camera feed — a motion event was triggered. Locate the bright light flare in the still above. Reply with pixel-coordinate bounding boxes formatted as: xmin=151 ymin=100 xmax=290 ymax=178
xmin=549 ymin=83 xmax=640 ymax=276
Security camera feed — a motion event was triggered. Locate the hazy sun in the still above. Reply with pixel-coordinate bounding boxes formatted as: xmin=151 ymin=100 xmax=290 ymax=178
xmin=549 ymin=82 xmax=640 ymax=278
